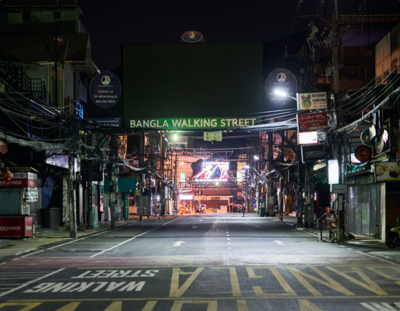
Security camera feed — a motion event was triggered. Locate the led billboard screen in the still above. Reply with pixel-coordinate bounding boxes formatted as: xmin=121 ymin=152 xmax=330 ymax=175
xmin=193 ymin=161 xmax=230 ymax=182
xmin=122 ymin=43 xmax=263 ymax=124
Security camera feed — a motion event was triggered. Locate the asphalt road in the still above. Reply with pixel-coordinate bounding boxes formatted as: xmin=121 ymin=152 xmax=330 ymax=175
xmin=1 ymin=214 xmax=400 ymax=311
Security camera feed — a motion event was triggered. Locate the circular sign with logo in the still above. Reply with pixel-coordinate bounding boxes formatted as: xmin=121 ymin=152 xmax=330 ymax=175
xmin=89 ymin=71 xmax=122 ymax=108
xmin=265 ymin=68 xmax=298 ymax=104
xmin=355 ymin=145 xmax=371 ymax=162
xmin=360 ymin=125 xmax=376 ymax=146
xmin=181 ymin=31 xmax=204 ymax=43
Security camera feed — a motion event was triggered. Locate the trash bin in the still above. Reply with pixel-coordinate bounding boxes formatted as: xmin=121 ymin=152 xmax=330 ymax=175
xmin=259 ymin=207 xmax=266 ymax=217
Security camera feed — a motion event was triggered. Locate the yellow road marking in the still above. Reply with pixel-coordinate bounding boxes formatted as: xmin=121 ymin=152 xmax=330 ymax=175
xmin=142 ymin=301 xmax=157 ymax=311
xmin=327 ymin=267 xmax=388 ymax=296
xmin=367 ymin=267 xmax=400 ymax=287
xmin=236 ymin=300 xmax=249 ymax=311
xmin=170 ymin=300 xmax=217 ymax=311
xmin=288 ymin=267 xmax=354 ymax=296
xmin=0 ymin=302 xmax=42 ymax=311
xmin=169 ymin=267 xmax=203 ymax=297
xmin=245 ymin=267 xmax=262 ymax=278
xmin=213 ymin=267 xmax=241 ymax=296
xmin=298 ymin=299 xmax=323 ymax=311
xmin=56 ymin=302 xmax=81 ymax=311
xmin=104 ymin=301 xmax=122 ymax=311
xmin=246 ymin=267 xmax=296 ymax=296
xmin=8 ymin=295 xmax=400 ymax=302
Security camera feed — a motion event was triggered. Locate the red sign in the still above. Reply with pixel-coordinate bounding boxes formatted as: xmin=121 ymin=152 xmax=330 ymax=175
xmin=0 ymin=172 xmax=37 ymax=188
xmin=298 ymin=112 xmax=328 ymax=131
xmin=0 ymin=216 xmax=33 ymax=237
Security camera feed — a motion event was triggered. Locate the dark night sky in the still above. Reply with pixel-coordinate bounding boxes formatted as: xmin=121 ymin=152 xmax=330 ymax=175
xmin=0 ymin=0 xmax=316 ymax=71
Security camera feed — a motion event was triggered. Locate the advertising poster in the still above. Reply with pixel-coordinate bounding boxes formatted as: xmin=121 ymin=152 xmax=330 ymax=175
xmin=89 ymin=71 xmax=121 ymax=108
xmin=0 ymin=172 xmax=37 ymax=188
xmin=297 ymin=92 xmax=327 ymax=110
xmin=298 ymin=112 xmax=328 ymax=131
xmin=301 ymin=145 xmax=329 ymax=162
xmin=193 ymin=161 xmax=229 ymax=182
xmin=265 ymin=68 xmax=298 ymax=104
xmin=376 ymin=162 xmax=400 ymax=181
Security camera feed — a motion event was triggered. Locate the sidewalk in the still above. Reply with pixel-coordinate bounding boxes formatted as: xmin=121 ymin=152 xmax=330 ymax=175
xmin=268 ymin=215 xmax=400 ymax=263
xmin=0 ymin=215 xmax=164 ymax=261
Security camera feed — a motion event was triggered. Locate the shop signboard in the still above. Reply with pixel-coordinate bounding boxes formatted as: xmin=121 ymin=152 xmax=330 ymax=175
xmin=180 ymin=172 xmax=186 ymax=183
xmin=89 ymin=71 xmax=122 ymax=108
xmin=265 ymin=68 xmax=298 ymax=104
xmin=23 ymin=187 xmax=38 ymax=202
xmin=332 ymin=184 xmax=348 ymax=194
xmin=236 ymin=171 xmax=243 ymax=182
xmin=328 ymin=159 xmax=340 ymax=184
xmin=124 ymin=193 xmax=129 ymax=219
xmin=180 ymin=194 xmax=194 ymax=200
xmin=0 ymin=172 xmax=36 ymax=188
xmin=130 ymin=117 xmax=259 ymax=130
xmin=298 ymin=112 xmax=328 ymax=131
xmin=297 ymin=92 xmax=327 ymax=110
xmin=376 ymin=162 xmax=400 ymax=181
xmin=301 ymin=145 xmax=329 ymax=162
xmin=298 ymin=132 xmax=318 ymax=145
xmin=85 ymin=118 xmax=121 ymax=128
xmin=0 ymin=216 xmax=33 ymax=237
xmin=193 ymin=161 xmax=229 ymax=182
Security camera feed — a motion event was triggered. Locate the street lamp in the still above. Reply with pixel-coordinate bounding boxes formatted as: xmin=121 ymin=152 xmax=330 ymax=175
xmin=254 ymin=155 xmax=259 ymax=160
xmin=274 ymin=89 xmax=296 ymax=100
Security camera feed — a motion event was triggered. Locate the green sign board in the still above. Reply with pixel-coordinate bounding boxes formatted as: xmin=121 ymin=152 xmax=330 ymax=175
xmin=130 ymin=117 xmax=259 ymax=130
xmin=124 ymin=193 xmax=129 ymax=219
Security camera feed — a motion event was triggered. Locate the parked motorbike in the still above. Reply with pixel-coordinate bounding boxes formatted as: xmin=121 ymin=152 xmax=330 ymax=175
xmin=386 ymin=219 xmax=400 ymax=248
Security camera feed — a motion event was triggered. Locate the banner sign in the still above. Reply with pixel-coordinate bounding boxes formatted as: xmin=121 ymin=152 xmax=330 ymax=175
xmin=301 ymin=145 xmax=329 ymax=162
xmin=0 ymin=172 xmax=37 ymax=188
xmin=130 ymin=117 xmax=258 ymax=130
xmin=376 ymin=162 xmax=400 ymax=181
xmin=0 ymin=216 xmax=33 ymax=237
xmin=89 ymin=71 xmax=122 ymax=108
xmin=298 ymin=112 xmax=328 ymax=131
xmin=265 ymin=68 xmax=298 ymax=104
xmin=23 ymin=187 xmax=39 ymax=202
xmin=85 ymin=118 xmax=121 ymax=128
xmin=297 ymin=92 xmax=327 ymax=110
xmin=298 ymin=131 xmax=318 ymax=145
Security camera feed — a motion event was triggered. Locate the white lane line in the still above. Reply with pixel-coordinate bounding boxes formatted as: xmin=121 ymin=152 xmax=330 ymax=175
xmin=0 ymin=268 xmax=64 ymax=297
xmin=21 ymin=220 xmax=143 ymax=257
xmin=355 ymin=251 xmax=398 ymax=265
xmin=20 ymin=250 xmax=44 ymax=258
xmin=90 ymin=218 xmax=180 ymax=258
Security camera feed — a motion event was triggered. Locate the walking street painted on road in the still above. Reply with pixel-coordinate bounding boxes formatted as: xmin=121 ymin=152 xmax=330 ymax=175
xmin=1 ymin=215 xmax=400 ymax=310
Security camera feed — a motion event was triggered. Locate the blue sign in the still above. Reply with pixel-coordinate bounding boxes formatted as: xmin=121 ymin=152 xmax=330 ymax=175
xmin=89 ymin=71 xmax=121 ymax=108
xmin=85 ymin=118 xmax=121 ymax=128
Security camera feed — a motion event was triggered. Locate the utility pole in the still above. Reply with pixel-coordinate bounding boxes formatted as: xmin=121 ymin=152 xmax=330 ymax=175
xmin=68 ymin=155 xmax=77 ymax=238
xmin=332 ymin=0 xmax=340 ymax=96
xmin=173 ymin=152 xmax=178 ymax=214
xmin=304 ymin=163 xmax=310 ymax=228
xmin=267 ymin=132 xmax=273 ymax=217
xmin=279 ymin=177 xmax=284 ymax=221
xmin=139 ymin=131 xmax=145 ymax=221
xmin=297 ymin=145 xmax=303 ymax=227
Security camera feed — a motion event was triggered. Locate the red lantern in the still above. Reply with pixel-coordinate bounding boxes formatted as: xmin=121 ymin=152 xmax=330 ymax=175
xmin=3 ymin=171 xmax=14 ymax=187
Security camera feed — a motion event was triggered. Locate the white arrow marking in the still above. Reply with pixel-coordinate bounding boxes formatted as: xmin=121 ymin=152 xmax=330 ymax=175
xmin=272 ymin=240 xmax=285 ymax=245
xmin=173 ymin=241 xmax=185 ymax=247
